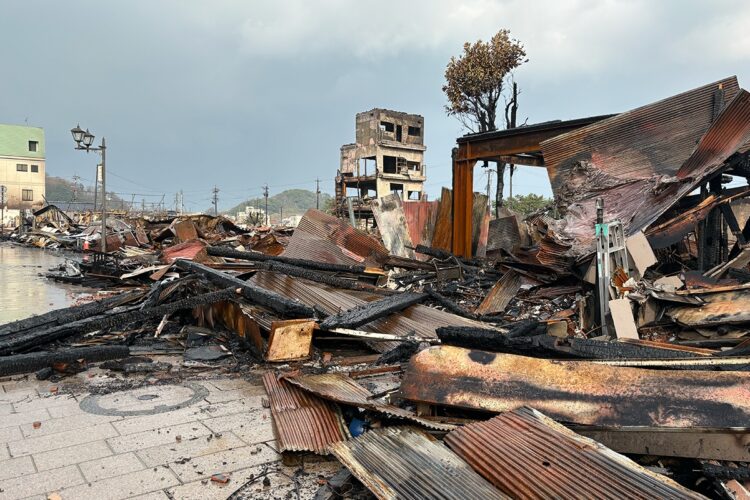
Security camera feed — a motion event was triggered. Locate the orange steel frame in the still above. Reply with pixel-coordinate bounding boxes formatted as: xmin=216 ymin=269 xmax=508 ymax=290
xmin=450 ymin=115 xmax=612 ymax=257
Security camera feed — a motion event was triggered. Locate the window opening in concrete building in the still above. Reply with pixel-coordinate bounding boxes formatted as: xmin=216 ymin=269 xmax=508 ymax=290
xmin=22 ymin=189 xmax=33 ymax=201
xmin=28 ymin=141 xmax=38 ymax=152
xmin=16 ymin=164 xmax=28 ymax=172
xmin=380 ymin=121 xmax=394 ymax=133
xmin=31 ymin=165 xmax=38 ymax=173
xmin=396 ymin=125 xmax=402 ymax=142
xmin=408 ymin=190 xmax=420 ymax=200
xmin=390 ymin=183 xmax=404 ymax=195
xmin=408 ymin=126 xmax=421 ymax=136
xmin=383 ymin=156 xmax=397 ymax=174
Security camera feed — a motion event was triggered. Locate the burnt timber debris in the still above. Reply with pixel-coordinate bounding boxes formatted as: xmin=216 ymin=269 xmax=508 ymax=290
xmin=4 ymin=81 xmax=750 ymax=498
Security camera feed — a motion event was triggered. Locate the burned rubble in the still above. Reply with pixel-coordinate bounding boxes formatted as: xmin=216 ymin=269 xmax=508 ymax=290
xmin=3 ymin=77 xmax=750 ymax=498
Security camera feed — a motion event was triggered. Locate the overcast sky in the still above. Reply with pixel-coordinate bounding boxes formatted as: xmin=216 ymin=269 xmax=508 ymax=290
xmin=2 ymin=0 xmax=750 ymax=211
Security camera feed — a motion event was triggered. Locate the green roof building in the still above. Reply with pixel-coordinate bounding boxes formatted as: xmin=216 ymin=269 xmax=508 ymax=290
xmin=0 ymin=124 xmax=46 ymax=217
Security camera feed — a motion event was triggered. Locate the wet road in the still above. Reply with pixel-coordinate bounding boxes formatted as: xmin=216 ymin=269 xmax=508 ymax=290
xmin=0 ymin=243 xmax=94 ymax=323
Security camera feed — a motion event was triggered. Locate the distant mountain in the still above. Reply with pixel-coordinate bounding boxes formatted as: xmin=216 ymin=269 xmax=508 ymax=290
xmin=225 ymin=189 xmax=333 ymax=218
xmin=45 ymin=175 xmax=127 ymax=211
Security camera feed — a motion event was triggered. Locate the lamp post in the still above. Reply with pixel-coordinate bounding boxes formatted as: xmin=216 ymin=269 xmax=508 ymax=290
xmin=71 ymin=125 xmax=107 ymax=253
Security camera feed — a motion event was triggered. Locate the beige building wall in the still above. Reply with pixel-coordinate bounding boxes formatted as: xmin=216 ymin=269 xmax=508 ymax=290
xmin=0 ymin=156 xmax=46 ymax=210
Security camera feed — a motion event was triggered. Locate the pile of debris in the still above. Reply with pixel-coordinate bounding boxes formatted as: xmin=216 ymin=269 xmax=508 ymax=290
xmin=3 ymin=77 xmax=750 ymax=498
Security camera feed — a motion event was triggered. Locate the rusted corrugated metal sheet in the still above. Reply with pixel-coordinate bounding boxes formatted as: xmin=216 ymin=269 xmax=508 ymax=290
xmin=474 ymin=270 xmax=526 ymax=315
xmin=250 ymin=270 xmax=487 ymax=352
xmin=543 ymin=76 xmax=740 ymax=192
xmin=486 ymin=214 xmax=522 ymax=256
xmin=282 ymin=372 xmax=454 ymax=431
xmin=444 ymin=407 xmax=706 ymax=499
xmin=283 ymin=209 xmax=388 ymax=267
xmin=540 ymin=78 xmax=750 ymax=258
xmin=403 ymin=200 xmax=438 ymax=249
xmin=399 ymin=346 xmax=750 ymax=427
xmin=329 ymin=426 xmax=507 ymax=500
xmin=262 ymin=372 xmax=349 ymax=454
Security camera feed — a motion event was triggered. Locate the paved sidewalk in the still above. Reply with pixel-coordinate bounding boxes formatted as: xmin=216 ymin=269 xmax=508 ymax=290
xmin=0 ymin=369 xmax=338 ymax=499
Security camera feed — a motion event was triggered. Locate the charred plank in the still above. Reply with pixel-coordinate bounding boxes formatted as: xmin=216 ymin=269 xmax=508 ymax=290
xmin=258 ymin=261 xmax=391 ymax=295
xmin=0 ymin=290 xmax=145 ymax=338
xmin=0 ymin=287 xmax=241 ymax=355
xmin=570 ymin=338 xmax=702 ymax=360
xmin=425 ymin=287 xmax=478 ymax=319
xmin=0 ymin=346 xmax=130 ymax=376
xmin=173 ymin=259 xmax=314 ymax=317
xmin=319 ymin=292 xmax=427 ymax=330
xmin=207 ymin=245 xmax=367 ymax=274
xmin=436 ymin=324 xmax=554 ymax=355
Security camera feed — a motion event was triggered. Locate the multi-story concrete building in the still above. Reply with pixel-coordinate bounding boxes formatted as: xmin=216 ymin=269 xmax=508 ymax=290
xmin=336 ymin=109 xmax=426 ymax=222
xmin=0 ymin=124 xmax=45 ymax=224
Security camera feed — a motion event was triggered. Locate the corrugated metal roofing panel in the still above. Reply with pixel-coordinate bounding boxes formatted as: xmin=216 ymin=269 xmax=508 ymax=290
xmin=329 ymin=426 xmax=507 ymax=500
xmin=283 ymin=209 xmax=388 ymax=267
xmin=282 ymin=372 xmax=454 ymax=431
xmin=250 ymin=270 xmax=487 ymax=352
xmin=262 ymin=372 xmax=349 ymax=454
xmin=445 ymin=407 xmax=706 ymax=499
xmin=542 ymin=76 xmax=740 ymax=192
xmin=542 ymin=83 xmax=750 ymax=257
xmin=474 ymin=270 xmax=524 ymax=315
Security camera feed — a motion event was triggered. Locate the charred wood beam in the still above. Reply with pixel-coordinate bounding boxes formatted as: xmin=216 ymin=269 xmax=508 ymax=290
xmin=174 ymin=259 xmax=314 ymax=317
xmin=425 ymin=287 xmax=478 ymax=319
xmin=701 ymin=463 xmax=750 ymax=481
xmin=435 ymin=326 xmax=557 ymax=356
xmin=436 ymin=322 xmax=565 ymax=355
xmin=320 ymin=292 xmax=428 ymax=330
xmin=207 ymin=246 xmax=367 ymax=274
xmin=413 ymin=245 xmax=482 ymax=268
xmin=258 ymin=261 xmax=392 ymax=295
xmin=0 ymin=290 xmax=145 ymax=338
xmin=0 ymin=287 xmax=241 ymax=355
xmin=0 ymin=346 xmax=130 ymax=376
xmin=569 ymin=338 xmax=701 ymax=360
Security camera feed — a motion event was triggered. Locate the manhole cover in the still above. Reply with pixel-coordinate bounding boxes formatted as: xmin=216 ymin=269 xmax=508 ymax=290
xmin=79 ymin=382 xmax=208 ymax=416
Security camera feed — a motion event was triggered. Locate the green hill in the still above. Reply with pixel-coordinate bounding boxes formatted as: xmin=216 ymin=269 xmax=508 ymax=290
xmin=225 ymin=189 xmax=333 ymax=219
xmin=45 ymin=175 xmax=127 ymax=211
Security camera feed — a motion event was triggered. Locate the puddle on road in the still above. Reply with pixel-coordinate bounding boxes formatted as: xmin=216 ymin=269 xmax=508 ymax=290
xmin=0 ymin=242 xmax=96 ymax=323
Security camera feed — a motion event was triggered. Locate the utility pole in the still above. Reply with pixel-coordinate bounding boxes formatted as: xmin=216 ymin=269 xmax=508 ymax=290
xmin=100 ymin=141 xmax=107 ymax=253
xmin=316 ymin=178 xmax=321 ymax=210
xmin=0 ymin=185 xmax=6 ymax=236
xmin=71 ymin=126 xmax=106 ymax=252
xmin=212 ymin=186 xmax=219 ymax=216
xmin=72 ymin=174 xmax=80 ymax=203
xmin=486 ymin=168 xmax=493 ymax=211
xmin=93 ymin=165 xmax=99 ymax=213
xmin=263 ymin=185 xmax=269 ymax=225
xmin=180 ymin=190 xmax=184 ymax=214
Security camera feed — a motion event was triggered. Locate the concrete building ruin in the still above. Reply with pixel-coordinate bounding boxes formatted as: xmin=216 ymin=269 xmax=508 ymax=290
xmin=336 ymin=109 xmax=426 ymax=223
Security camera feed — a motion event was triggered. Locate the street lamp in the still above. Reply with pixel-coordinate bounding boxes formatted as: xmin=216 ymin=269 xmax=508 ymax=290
xmin=71 ymin=124 xmax=108 ymax=254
